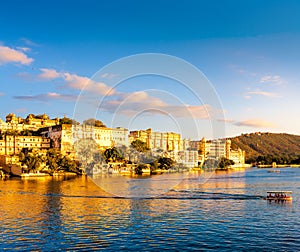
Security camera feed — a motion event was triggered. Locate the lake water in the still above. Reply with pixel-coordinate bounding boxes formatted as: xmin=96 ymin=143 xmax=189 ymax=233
xmin=0 ymin=167 xmax=300 ymax=251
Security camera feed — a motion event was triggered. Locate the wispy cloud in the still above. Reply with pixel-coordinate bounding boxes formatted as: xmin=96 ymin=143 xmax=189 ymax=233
xmin=218 ymin=118 xmax=235 ymax=124
xmin=0 ymin=45 xmax=33 ymax=65
xmin=101 ymin=73 xmax=117 ymax=79
xmin=39 ymin=68 xmax=61 ymax=79
xmin=16 ymin=47 xmax=31 ymax=52
xmin=100 ymin=91 xmax=212 ymax=119
xmin=234 ymin=119 xmax=275 ymax=128
xmin=247 ymin=90 xmax=280 ymax=98
xmin=38 ymin=68 xmax=115 ymax=96
xmin=20 ymin=38 xmax=39 ymax=47
xmin=228 ymin=64 xmax=257 ymax=77
xmin=14 ymin=92 xmax=77 ymax=102
xmin=260 ymin=75 xmax=284 ymax=85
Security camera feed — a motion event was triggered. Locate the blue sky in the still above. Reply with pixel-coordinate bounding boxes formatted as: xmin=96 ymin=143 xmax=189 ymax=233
xmin=0 ymin=0 xmax=300 ymax=139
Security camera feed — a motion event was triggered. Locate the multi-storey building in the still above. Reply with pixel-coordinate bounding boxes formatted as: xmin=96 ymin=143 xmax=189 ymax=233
xmin=190 ymin=138 xmax=245 ymax=165
xmin=0 ymin=113 xmax=60 ymax=132
xmin=177 ymin=150 xmax=200 ymax=168
xmin=129 ymin=128 xmax=182 ymax=152
xmin=38 ymin=124 xmax=129 ymax=156
xmin=0 ymin=135 xmax=51 ymax=156
xmin=228 ymin=146 xmax=245 ymax=166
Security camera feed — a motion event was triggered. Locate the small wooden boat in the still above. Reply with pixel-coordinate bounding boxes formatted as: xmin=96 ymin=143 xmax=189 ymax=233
xmin=267 ymin=169 xmax=280 ymax=173
xmin=266 ymin=191 xmax=292 ymax=201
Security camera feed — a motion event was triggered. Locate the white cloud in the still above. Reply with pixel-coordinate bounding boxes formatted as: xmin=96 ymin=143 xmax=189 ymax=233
xmin=101 ymin=91 xmax=211 ymax=119
xmin=39 ymin=68 xmax=61 ymax=79
xmin=38 ymin=68 xmax=115 ymax=96
xmin=62 ymin=72 xmax=115 ymax=96
xmin=0 ymin=45 xmax=33 ymax=65
xmin=260 ymin=75 xmax=284 ymax=85
xmin=218 ymin=118 xmax=235 ymax=124
xmin=247 ymin=91 xmax=279 ymax=98
xmin=234 ymin=119 xmax=275 ymax=128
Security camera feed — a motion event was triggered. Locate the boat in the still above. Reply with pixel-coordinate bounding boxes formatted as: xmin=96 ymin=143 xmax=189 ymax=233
xmin=267 ymin=169 xmax=280 ymax=173
xmin=266 ymin=191 xmax=292 ymax=201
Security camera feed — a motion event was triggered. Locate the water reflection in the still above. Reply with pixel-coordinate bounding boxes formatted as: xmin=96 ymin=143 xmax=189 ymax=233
xmin=0 ymin=168 xmax=299 ymax=251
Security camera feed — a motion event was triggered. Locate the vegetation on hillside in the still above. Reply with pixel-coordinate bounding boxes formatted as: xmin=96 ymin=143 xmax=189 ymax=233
xmin=59 ymin=117 xmax=80 ymax=125
xmin=230 ymin=132 xmax=300 ymax=165
xmin=130 ymin=140 xmax=149 ymax=153
xmin=83 ymin=118 xmax=106 ymax=127
xmin=19 ymin=148 xmax=81 ymax=174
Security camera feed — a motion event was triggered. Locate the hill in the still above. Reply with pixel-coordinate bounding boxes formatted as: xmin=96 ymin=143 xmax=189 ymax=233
xmin=230 ymin=132 xmax=300 ymax=164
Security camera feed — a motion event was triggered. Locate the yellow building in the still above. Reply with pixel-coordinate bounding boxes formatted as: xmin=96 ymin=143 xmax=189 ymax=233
xmin=129 ymin=128 xmax=182 ymax=151
xmin=38 ymin=124 xmax=74 ymax=156
xmin=0 ymin=135 xmax=50 ymax=156
xmin=190 ymin=138 xmax=245 ymax=165
xmin=228 ymin=147 xmax=245 ymax=166
xmin=38 ymin=124 xmax=129 ymax=156
xmin=24 ymin=113 xmax=59 ymax=127
xmin=0 ymin=113 xmax=59 ymax=132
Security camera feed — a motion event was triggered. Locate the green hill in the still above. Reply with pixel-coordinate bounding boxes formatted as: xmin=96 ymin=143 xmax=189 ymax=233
xmin=230 ymin=132 xmax=300 ymax=164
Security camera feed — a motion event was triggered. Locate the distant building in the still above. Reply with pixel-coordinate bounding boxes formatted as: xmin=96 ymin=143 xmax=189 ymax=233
xmin=177 ymin=150 xmax=200 ymax=168
xmin=129 ymin=128 xmax=182 ymax=152
xmin=38 ymin=124 xmax=129 ymax=156
xmin=0 ymin=135 xmax=50 ymax=156
xmin=0 ymin=113 xmax=60 ymax=132
xmin=190 ymin=138 xmax=245 ymax=165
xmin=228 ymin=148 xmax=245 ymax=166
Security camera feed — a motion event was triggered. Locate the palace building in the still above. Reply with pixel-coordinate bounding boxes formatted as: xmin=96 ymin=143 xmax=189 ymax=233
xmin=129 ymin=128 xmax=182 ymax=152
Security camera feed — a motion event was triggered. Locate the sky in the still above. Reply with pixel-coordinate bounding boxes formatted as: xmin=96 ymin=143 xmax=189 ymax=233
xmin=0 ymin=0 xmax=300 ymax=139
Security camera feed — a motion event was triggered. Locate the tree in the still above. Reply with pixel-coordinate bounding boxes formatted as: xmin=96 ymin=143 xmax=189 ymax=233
xmin=131 ymin=140 xmax=149 ymax=153
xmin=218 ymin=157 xmax=234 ymax=169
xmin=46 ymin=148 xmax=62 ymax=173
xmin=83 ymin=118 xmax=106 ymax=127
xmin=59 ymin=117 xmax=80 ymax=125
xmin=103 ymin=147 xmax=123 ymax=162
xmin=19 ymin=149 xmax=43 ymax=173
xmin=46 ymin=148 xmax=80 ymax=174
xmin=158 ymin=157 xmax=174 ymax=170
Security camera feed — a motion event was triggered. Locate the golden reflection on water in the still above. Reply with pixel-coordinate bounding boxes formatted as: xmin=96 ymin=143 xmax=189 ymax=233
xmin=1 ymin=168 xmax=299 ymax=251
xmin=0 ymin=170 xmax=248 ymax=220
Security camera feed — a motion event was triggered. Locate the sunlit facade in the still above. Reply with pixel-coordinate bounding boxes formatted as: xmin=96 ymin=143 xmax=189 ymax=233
xmin=129 ymin=128 xmax=182 ymax=152
xmin=0 ymin=113 xmax=60 ymax=132
xmin=190 ymin=138 xmax=245 ymax=165
xmin=38 ymin=124 xmax=129 ymax=155
xmin=0 ymin=135 xmax=50 ymax=156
